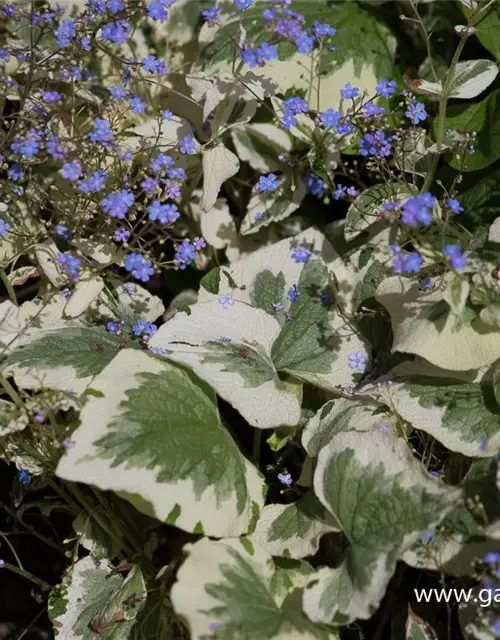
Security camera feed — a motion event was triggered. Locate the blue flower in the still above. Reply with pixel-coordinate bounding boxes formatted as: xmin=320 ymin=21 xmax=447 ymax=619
xmin=174 ymin=241 xmax=196 ymax=270
xmin=179 ymin=135 xmax=196 ymax=155
xmin=55 ymin=19 xmax=76 ymax=48
xmin=446 ymin=198 xmax=464 ymax=215
xmin=256 ymin=173 xmax=280 ymax=192
xmin=219 ymin=294 xmax=234 ymax=309
xmin=55 ymin=224 xmax=69 ymax=238
xmin=124 ymin=252 xmax=144 ymax=272
xmin=333 ymin=184 xmax=347 ymax=200
xmin=147 ymin=0 xmax=173 ymax=22
xmin=312 ymin=21 xmax=336 ymax=38
xmin=422 ymin=529 xmax=434 ymax=543
xmin=147 ymin=201 xmax=179 ymax=225
xmin=358 ymin=130 xmax=394 ymax=159
xmin=376 ymin=78 xmax=397 ymax=98
xmin=89 ymin=118 xmax=113 ymax=144
xmin=340 ymin=83 xmax=359 ymax=100
xmin=19 ymin=138 xmax=39 ymax=159
xmin=101 ymin=189 xmax=134 ymax=219
xmin=193 ymin=236 xmax=206 ymax=250
xmin=132 ymin=259 xmax=155 ymax=282
xmin=110 ymin=85 xmax=128 ymax=101
xmin=362 ymin=101 xmax=385 ymax=118
xmin=0 ymin=219 xmax=11 ymax=238
xmin=234 ymin=0 xmax=253 ymax=10
xmin=419 ymin=276 xmax=434 ymax=291
xmin=303 ymin=173 xmax=324 ymax=197
xmin=401 ymin=194 xmax=435 ymax=227
xmin=484 ymin=552 xmax=500 ymax=565
xmin=101 ymin=20 xmax=132 ymax=45
xmin=443 ymin=244 xmax=466 ymax=271
xmin=296 ymin=33 xmax=315 ymax=54
xmin=291 ymin=246 xmax=311 ymax=263
xmin=61 ymin=160 xmax=82 ymax=181
xmin=130 ymin=95 xmax=146 ymax=114
xmin=132 ymin=320 xmax=157 ymax=340
xmin=254 ymin=42 xmax=275 ymax=62
xmin=277 ymin=472 xmax=292 ymax=486
xmin=18 ymin=469 xmax=30 ymax=486
xmin=202 ymin=5 xmax=220 ymax=22
xmin=241 ymin=47 xmax=261 ymax=68
xmin=348 ymin=351 xmax=366 ymax=371
xmin=283 ymin=96 xmax=308 ymax=114
xmin=405 ymin=100 xmax=428 ymax=124
xmin=288 ymin=284 xmax=299 ymax=302
xmin=42 ymin=91 xmax=61 ymax=103
xmin=114 ymin=227 xmax=130 ymax=242
xmin=162 ymin=109 xmax=173 ymax=121
xmin=272 ymin=302 xmax=285 ymax=312
xmin=404 ymin=252 xmax=424 ymax=273
xmin=57 ymin=252 xmax=81 ymax=282
xmin=319 ymin=108 xmax=340 ymax=129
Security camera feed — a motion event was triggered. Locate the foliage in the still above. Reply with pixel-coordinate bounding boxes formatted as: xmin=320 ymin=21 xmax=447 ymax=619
xmin=1 ymin=1 xmax=500 ymax=639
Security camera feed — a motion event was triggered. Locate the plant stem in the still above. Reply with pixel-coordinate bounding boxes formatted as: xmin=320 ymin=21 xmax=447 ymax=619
xmin=0 ymin=267 xmax=18 ymax=305
xmin=252 ymin=429 xmax=262 ymax=467
xmin=420 ymin=36 xmax=468 ymax=193
xmin=0 ymin=373 xmax=24 ymax=408
xmin=1 ymin=561 xmax=51 ymax=591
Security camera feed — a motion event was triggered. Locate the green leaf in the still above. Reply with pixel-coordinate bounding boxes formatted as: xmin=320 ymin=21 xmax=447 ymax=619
xmin=89 ymin=279 xmax=164 ymax=325
xmin=199 ymin=2 xmax=396 ymax=113
xmin=249 ymin=492 xmax=340 ymax=559
xmin=200 ymin=267 xmax=222 ymax=294
xmin=344 ymin=184 xmax=413 ymax=241
xmin=3 ymin=327 xmax=137 ymax=393
xmin=415 ymin=60 xmax=498 ymax=100
xmin=376 ymin=276 xmax=500 ymax=371
xmin=171 ymin=538 xmax=339 ymax=639
xmin=72 ymin=512 xmax=121 ymax=560
xmin=150 ymin=300 xmax=301 ymax=428
xmin=303 ymin=432 xmax=461 ymax=624
xmin=443 ymin=89 xmax=500 ymax=171
xmin=240 ymin=177 xmax=306 ymax=236
xmin=467 ymin=6 xmax=500 ymax=60
xmin=379 ymin=360 xmax=500 ymax=456
xmin=302 ymin=398 xmax=391 ymax=458
xmin=231 ymin=123 xmax=293 ymax=173
xmin=56 ymin=349 xmax=265 ymax=536
xmin=49 ymin=556 xmax=146 ymax=639
xmin=251 ymin=270 xmax=286 ymax=315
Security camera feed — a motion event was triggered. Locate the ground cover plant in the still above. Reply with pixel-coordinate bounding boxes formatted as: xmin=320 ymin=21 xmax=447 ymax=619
xmin=1 ymin=0 xmax=500 ymax=638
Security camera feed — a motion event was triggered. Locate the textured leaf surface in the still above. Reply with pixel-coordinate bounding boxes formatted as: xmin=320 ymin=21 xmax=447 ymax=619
xmin=3 ymin=327 xmax=130 ymax=393
xmin=49 ymin=556 xmax=145 ymax=639
xmin=56 ymin=349 xmax=265 ymax=536
xmin=303 ymin=432 xmax=461 ymax=624
xmin=376 ymin=276 xmax=500 ymax=370
xmin=377 ymin=360 xmax=500 ymax=456
xmin=199 ymin=2 xmax=395 ymax=112
xmin=149 ymin=300 xmax=301 ymax=428
xmin=416 ymin=60 xmax=498 ymax=99
xmin=249 ymin=492 xmax=340 ymax=559
xmin=231 ymin=123 xmax=292 ymax=173
xmin=201 ymin=143 xmax=240 ymax=212
xmin=171 ymin=537 xmax=338 ymax=640
xmin=443 ymin=89 xmax=500 ymax=171
xmin=241 ymin=179 xmax=306 ymax=236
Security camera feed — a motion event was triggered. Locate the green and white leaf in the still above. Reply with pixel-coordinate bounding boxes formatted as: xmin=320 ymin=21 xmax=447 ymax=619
xmin=3 ymin=326 xmax=132 ymax=393
xmin=231 ymin=123 xmax=293 ymax=172
xmin=123 ymin=117 xmax=193 ymax=152
xmin=149 ymin=300 xmax=301 ymax=428
xmin=171 ymin=537 xmax=338 ymax=640
xmin=377 ymin=359 xmax=500 ymax=457
xmin=240 ymin=178 xmax=306 ymax=236
xmin=249 ymin=492 xmax=340 ymax=559
xmin=199 ymin=2 xmax=396 ymax=113
xmin=89 ymin=279 xmax=164 ymax=325
xmin=64 ymin=276 xmax=105 ymax=319
xmin=49 ymin=556 xmax=146 ymax=639
xmin=376 ymin=276 xmax=500 ymax=370
xmin=303 ymin=431 xmax=461 ymax=624
xmin=56 ymin=349 xmax=265 ymax=536
xmin=302 ymin=398 xmax=391 ymax=457
xmin=196 ymin=198 xmax=238 ymax=251
xmin=414 ymin=60 xmax=498 ymax=99
xmin=72 ymin=512 xmax=121 ymax=560
xmin=186 ymin=70 xmax=278 ymax=125
xmin=0 ymin=399 xmax=29 ymax=437
xmin=403 ymin=608 xmax=439 ymax=640
xmin=344 ymin=183 xmax=413 ymax=241
xmin=34 ymin=240 xmax=69 ymax=287
xmin=200 ymin=142 xmax=240 ymax=212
